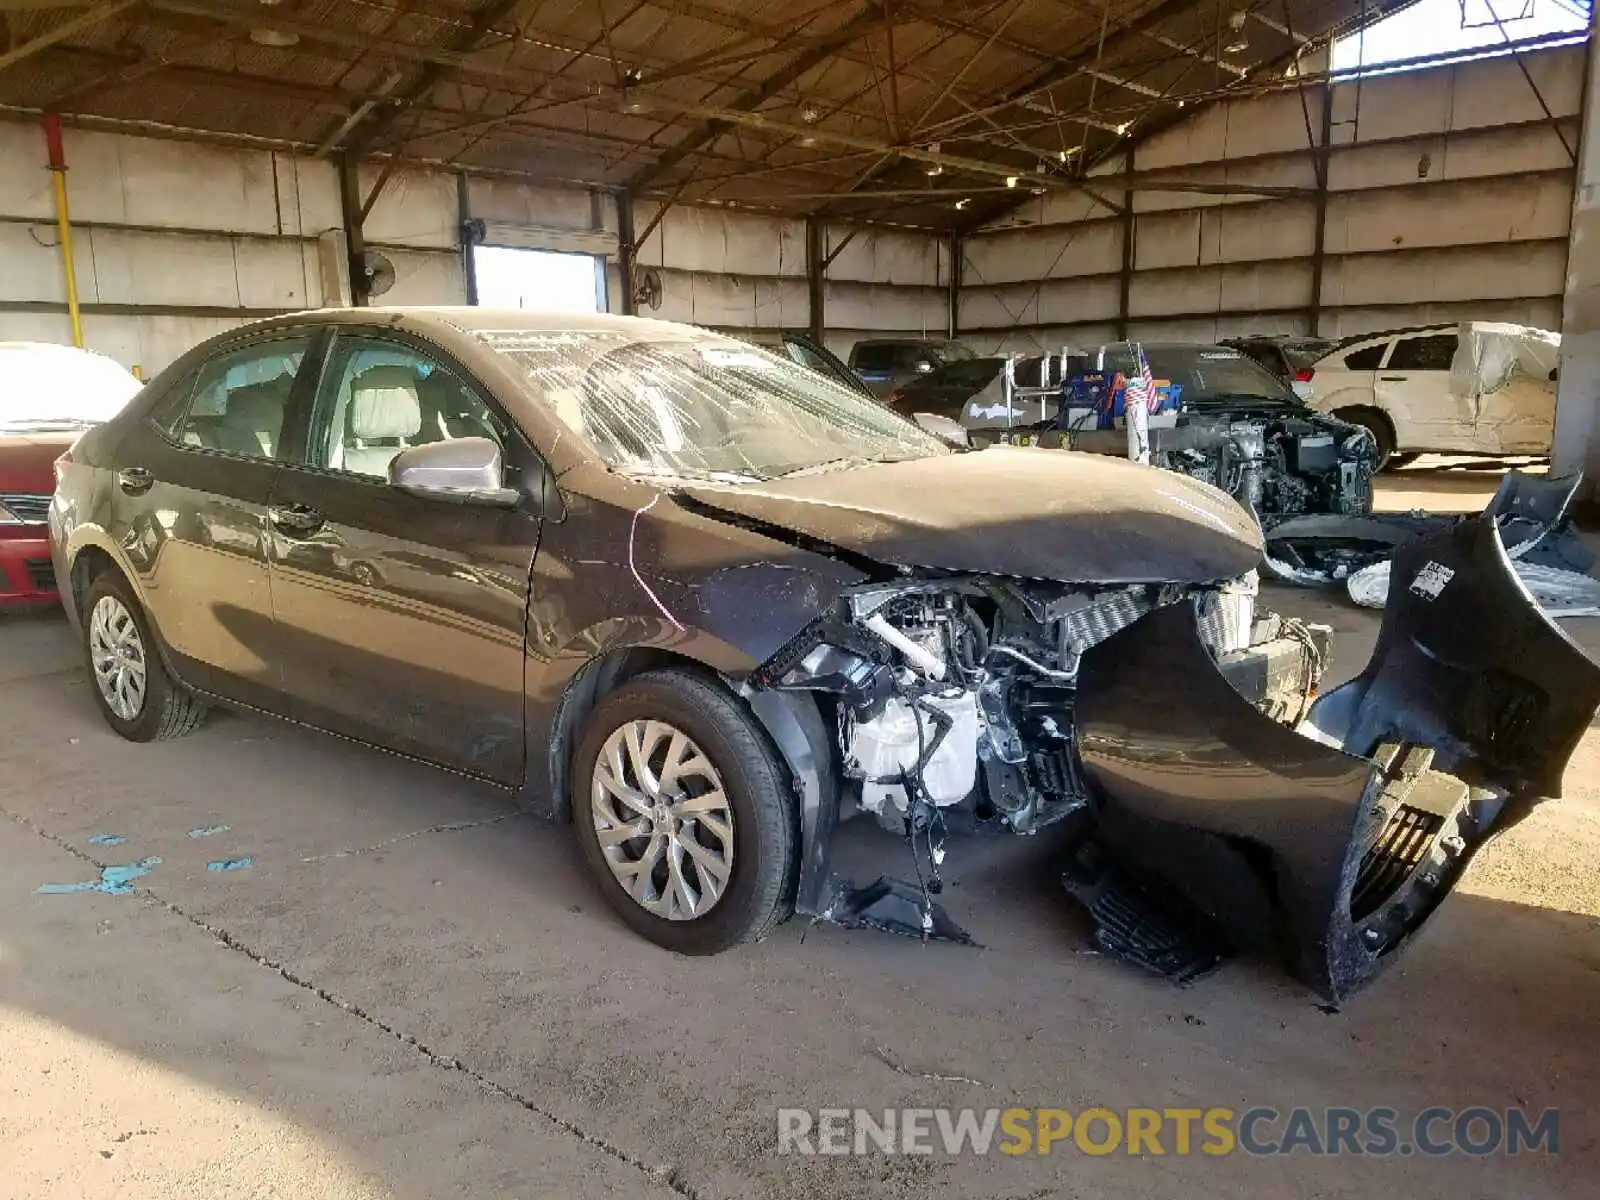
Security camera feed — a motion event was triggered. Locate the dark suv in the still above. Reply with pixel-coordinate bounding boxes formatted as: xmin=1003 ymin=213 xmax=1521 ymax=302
xmin=848 ymin=338 xmax=976 ymax=398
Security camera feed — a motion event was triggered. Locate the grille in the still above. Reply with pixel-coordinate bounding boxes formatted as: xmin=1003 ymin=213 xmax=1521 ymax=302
xmin=0 ymin=492 xmax=50 ymax=523
xmin=25 ymin=559 xmax=54 ymax=591
xmin=1350 ymin=804 xmax=1445 ymax=920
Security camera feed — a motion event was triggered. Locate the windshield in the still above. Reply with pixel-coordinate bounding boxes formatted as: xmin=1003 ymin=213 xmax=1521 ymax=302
xmin=0 ymin=344 xmax=143 ymax=432
xmin=1101 ymin=343 xmax=1297 ymax=407
xmin=480 ymin=328 xmax=950 ymax=481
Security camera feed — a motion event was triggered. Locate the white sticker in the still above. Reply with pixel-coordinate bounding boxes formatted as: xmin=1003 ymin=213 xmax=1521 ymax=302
xmin=1409 ymin=561 xmax=1455 ymax=600
xmin=1198 ymin=350 xmax=1243 ymax=360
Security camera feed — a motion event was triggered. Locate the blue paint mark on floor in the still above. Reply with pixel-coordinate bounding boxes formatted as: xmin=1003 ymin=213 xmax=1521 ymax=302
xmin=87 ymin=834 xmax=128 ymax=846
xmin=187 ymin=825 xmax=230 ymax=839
xmin=36 ymin=857 xmax=161 ymax=895
xmin=206 ymin=858 xmax=252 ymax=872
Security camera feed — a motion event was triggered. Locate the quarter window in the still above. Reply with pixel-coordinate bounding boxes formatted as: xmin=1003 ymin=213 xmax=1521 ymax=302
xmin=167 ymin=338 xmax=312 ymax=460
xmin=308 ymin=337 xmax=507 ymax=480
xmin=1342 ymin=344 xmax=1386 ymax=370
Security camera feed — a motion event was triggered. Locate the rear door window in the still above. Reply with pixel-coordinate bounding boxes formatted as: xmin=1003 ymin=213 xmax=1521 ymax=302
xmin=1387 ymin=333 xmax=1458 ymax=371
xmin=163 ymin=338 xmax=314 ymax=460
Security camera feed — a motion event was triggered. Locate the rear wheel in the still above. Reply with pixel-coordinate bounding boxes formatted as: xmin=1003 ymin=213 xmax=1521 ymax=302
xmin=82 ymin=572 xmax=206 ymax=742
xmin=1334 ymin=407 xmax=1396 ymax=471
xmin=571 ymin=669 xmax=797 ymax=954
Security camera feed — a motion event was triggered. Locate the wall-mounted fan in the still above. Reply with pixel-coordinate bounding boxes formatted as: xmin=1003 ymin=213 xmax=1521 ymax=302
xmin=361 ymin=249 xmax=397 ymax=298
xmin=633 ymin=269 xmax=663 ymax=311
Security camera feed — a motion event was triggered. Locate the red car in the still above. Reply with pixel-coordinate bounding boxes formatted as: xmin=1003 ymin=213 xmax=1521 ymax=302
xmin=2 ymin=342 xmax=142 ymax=607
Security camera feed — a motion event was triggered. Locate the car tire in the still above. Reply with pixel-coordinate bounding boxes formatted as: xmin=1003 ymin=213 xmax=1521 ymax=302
xmin=1334 ymin=407 xmax=1396 ymax=471
xmin=571 ymin=668 xmax=797 ymax=954
xmin=81 ymin=572 xmax=207 ymax=742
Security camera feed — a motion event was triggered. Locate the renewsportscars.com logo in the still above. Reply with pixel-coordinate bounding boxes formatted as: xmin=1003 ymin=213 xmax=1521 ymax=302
xmin=776 ymin=1106 xmax=1559 ymax=1158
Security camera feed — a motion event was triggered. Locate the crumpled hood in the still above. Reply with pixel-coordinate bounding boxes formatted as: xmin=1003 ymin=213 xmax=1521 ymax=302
xmin=678 ymin=446 xmax=1263 ymax=584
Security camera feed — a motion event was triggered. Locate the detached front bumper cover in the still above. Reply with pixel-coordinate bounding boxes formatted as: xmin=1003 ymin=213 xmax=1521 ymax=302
xmin=1074 ymin=517 xmax=1600 ymax=1003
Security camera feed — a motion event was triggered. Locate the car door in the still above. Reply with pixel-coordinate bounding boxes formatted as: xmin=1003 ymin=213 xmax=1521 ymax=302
xmin=111 ymin=330 xmax=323 ymax=709
xmin=265 ymin=329 xmax=544 ymax=784
xmin=1375 ymin=332 xmax=1470 ymax=450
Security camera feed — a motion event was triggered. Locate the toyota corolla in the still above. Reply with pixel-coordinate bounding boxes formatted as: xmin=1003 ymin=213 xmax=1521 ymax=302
xmin=49 ymin=309 xmax=1598 ymax=1003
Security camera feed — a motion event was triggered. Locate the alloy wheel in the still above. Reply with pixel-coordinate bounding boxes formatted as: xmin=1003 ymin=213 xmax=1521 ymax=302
xmin=88 ymin=594 xmax=147 ymax=722
xmin=590 ymin=719 xmax=735 ymax=921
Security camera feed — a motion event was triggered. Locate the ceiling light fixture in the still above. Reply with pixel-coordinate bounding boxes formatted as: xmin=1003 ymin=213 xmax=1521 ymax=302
xmin=1225 ymin=8 xmax=1250 ymax=54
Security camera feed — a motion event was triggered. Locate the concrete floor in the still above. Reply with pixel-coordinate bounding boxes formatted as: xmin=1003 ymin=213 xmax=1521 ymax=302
xmin=1 ymin=458 xmax=1596 ymax=1199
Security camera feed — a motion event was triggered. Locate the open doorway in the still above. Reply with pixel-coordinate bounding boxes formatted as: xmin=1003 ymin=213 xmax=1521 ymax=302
xmin=472 ymin=245 xmax=606 ymax=312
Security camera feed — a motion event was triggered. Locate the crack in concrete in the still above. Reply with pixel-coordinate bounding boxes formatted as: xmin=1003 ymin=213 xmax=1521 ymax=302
xmin=297 ymin=811 xmax=525 ymax=864
xmin=3 ymin=805 xmax=702 ymax=1200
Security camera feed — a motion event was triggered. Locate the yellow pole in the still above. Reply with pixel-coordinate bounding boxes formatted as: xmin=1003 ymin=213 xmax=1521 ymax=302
xmin=43 ymin=115 xmax=84 ymax=349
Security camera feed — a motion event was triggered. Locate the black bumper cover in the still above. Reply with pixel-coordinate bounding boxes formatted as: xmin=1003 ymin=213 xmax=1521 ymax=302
xmin=1074 ymin=517 xmax=1600 ymax=1002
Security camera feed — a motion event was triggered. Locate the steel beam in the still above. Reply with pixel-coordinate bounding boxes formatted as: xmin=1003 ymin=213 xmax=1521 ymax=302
xmin=0 ymin=0 xmax=135 ymax=75
xmin=616 ymin=189 xmax=637 ymax=315
xmin=807 ymin=216 xmax=826 ymax=343
xmin=338 ymin=152 xmax=369 ymax=307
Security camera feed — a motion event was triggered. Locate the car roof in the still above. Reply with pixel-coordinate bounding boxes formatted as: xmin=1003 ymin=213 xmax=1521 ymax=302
xmin=1331 ymin=323 xmax=1455 ymax=351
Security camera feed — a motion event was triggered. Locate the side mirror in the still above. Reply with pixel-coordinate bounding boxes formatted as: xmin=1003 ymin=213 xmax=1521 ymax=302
xmin=391 ymin=437 xmax=519 ymax=507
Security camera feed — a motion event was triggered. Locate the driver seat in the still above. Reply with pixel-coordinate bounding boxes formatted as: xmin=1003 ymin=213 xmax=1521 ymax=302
xmin=343 ymin=365 xmax=421 ymax=478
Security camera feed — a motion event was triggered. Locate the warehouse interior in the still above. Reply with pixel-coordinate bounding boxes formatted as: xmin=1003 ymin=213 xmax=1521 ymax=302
xmin=2 ymin=2 xmax=1599 ymax=1197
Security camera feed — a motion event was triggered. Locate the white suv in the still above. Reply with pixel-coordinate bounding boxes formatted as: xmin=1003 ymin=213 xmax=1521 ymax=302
xmin=1303 ymin=323 xmax=1558 ymax=469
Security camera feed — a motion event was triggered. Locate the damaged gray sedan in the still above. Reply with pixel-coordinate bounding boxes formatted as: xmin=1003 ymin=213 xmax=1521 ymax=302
xmin=50 ymin=310 xmax=1600 ymax=1004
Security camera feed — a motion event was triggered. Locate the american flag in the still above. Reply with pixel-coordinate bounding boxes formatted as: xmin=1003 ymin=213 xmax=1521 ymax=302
xmin=1123 ymin=342 xmax=1158 ymax=416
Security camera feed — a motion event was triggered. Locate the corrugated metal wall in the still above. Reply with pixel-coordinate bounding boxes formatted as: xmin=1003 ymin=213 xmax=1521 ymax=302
xmin=961 ymin=43 xmax=1585 ymax=354
xmin=629 ymin=201 xmax=949 ymax=357
xmin=0 ymin=118 xmax=950 ymax=375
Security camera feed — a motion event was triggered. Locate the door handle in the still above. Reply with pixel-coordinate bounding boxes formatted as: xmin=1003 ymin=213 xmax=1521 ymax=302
xmin=269 ymin=503 xmax=325 ymax=536
xmin=116 ymin=467 xmax=153 ymax=494
xmin=1380 ymin=375 xmax=1406 ymax=382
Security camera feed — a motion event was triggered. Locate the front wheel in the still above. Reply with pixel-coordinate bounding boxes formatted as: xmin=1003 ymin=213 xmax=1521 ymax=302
xmin=571 ymin=669 xmax=797 ymax=954
xmin=82 ymin=572 xmax=207 ymax=742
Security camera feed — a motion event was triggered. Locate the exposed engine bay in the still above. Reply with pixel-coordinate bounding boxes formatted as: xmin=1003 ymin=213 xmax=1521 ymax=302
xmin=767 ymin=574 xmax=1281 ymax=841
xmin=1150 ymin=408 xmax=1376 ymax=524
xmin=745 ymin=517 xmax=1600 ymax=1003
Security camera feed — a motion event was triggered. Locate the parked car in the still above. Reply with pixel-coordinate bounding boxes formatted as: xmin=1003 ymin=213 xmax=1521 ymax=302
xmin=50 ymin=308 xmax=1596 ymax=1002
xmin=848 ymin=337 xmax=976 ymax=398
xmin=887 ymin=343 xmax=1377 ymax=529
xmin=1220 ymin=335 xmax=1336 ymax=394
xmin=2 ymin=342 xmax=142 ymax=608
xmin=1302 ymin=322 xmax=1560 ymax=468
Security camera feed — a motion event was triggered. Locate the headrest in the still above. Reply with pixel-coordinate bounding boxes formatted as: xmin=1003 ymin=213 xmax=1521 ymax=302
xmin=350 ymin=365 xmax=421 ymax=440
xmin=226 ymin=379 xmax=289 ymax=427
